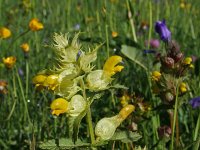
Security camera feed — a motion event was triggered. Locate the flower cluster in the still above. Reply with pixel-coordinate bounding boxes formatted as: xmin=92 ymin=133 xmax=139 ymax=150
xmin=33 ymin=33 xmax=124 ymax=118
xmin=152 ymin=20 xmax=194 ymax=104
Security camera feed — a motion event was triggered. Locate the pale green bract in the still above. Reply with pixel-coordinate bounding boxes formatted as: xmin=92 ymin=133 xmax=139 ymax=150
xmin=95 ymin=115 xmax=121 ymax=141
xmin=86 ymin=70 xmax=112 ymax=91
xmin=68 ymin=95 xmax=86 ymax=117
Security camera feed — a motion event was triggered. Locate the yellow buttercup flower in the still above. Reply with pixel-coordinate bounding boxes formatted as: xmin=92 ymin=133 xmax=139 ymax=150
xmin=103 ymin=55 xmax=124 ymax=77
xmin=50 ymin=98 xmax=69 ymax=116
xmin=112 ymin=31 xmax=118 ymax=38
xmin=2 ymin=56 xmax=16 ymax=69
xmin=20 ymin=43 xmax=30 ymax=53
xmin=151 ymin=71 xmax=161 ymax=81
xmin=179 ymin=82 xmax=187 ymax=93
xmin=183 ymin=57 xmax=192 ymax=65
xmin=0 ymin=27 xmax=11 ymax=39
xmin=29 ymin=18 xmax=44 ymax=31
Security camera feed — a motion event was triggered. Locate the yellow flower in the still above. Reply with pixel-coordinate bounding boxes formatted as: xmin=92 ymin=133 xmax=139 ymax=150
xmin=120 ymin=92 xmax=131 ymax=107
xmin=183 ymin=57 xmax=192 ymax=65
xmin=0 ymin=27 xmax=11 ymax=39
xmin=189 ymin=64 xmax=194 ymax=69
xmin=103 ymin=55 xmax=124 ymax=77
xmin=151 ymin=71 xmax=161 ymax=81
xmin=29 ymin=18 xmax=44 ymax=31
xmin=43 ymin=74 xmax=59 ymax=91
xmin=112 ymin=31 xmax=118 ymax=38
xmin=2 ymin=56 xmax=16 ymax=69
xmin=32 ymin=74 xmax=47 ymax=90
xmin=118 ymin=104 xmax=135 ymax=121
xmin=179 ymin=82 xmax=187 ymax=93
xmin=95 ymin=104 xmax=135 ymax=141
xmin=32 ymin=74 xmax=59 ymax=91
xmin=180 ymin=2 xmax=185 ymax=9
xmin=50 ymin=98 xmax=69 ymax=116
xmin=20 ymin=43 xmax=30 ymax=53
xmin=32 ymin=74 xmax=47 ymax=84
xmin=0 ymin=80 xmax=8 ymax=94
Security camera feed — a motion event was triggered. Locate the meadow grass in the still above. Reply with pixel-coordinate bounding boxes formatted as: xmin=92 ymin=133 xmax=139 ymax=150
xmin=0 ymin=0 xmax=200 ymax=149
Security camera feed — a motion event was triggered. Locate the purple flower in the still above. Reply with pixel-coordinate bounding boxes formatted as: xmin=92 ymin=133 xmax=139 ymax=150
xmin=189 ymin=96 xmax=200 ymax=108
xmin=145 ymin=39 xmax=160 ymax=49
xmin=155 ymin=20 xmax=171 ymax=42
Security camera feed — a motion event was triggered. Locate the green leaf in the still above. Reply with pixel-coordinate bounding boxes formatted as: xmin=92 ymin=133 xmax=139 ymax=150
xmin=110 ymin=131 xmax=142 ymax=143
xmin=39 ymin=138 xmax=90 ymax=150
xmin=121 ymin=45 xmax=147 ymax=71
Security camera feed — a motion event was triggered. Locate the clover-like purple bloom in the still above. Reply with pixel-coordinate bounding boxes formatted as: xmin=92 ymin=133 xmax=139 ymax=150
xmin=189 ymin=96 xmax=200 ymax=108
xmin=155 ymin=20 xmax=171 ymax=42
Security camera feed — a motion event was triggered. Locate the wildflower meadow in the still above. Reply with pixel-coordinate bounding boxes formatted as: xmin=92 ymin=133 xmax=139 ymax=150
xmin=1 ymin=0 xmax=200 ymax=149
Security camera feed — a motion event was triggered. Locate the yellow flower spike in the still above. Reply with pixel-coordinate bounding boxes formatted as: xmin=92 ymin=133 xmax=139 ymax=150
xmin=29 ymin=18 xmax=44 ymax=31
xmin=32 ymin=74 xmax=47 ymax=84
xmin=183 ymin=57 xmax=192 ymax=65
xmin=179 ymin=82 xmax=187 ymax=93
xmin=2 ymin=56 xmax=16 ymax=69
xmin=151 ymin=71 xmax=161 ymax=81
xmin=50 ymin=98 xmax=69 ymax=116
xmin=43 ymin=74 xmax=59 ymax=90
xmin=20 ymin=43 xmax=30 ymax=53
xmin=118 ymin=104 xmax=135 ymax=121
xmin=0 ymin=27 xmax=11 ymax=39
xmin=103 ymin=55 xmax=124 ymax=77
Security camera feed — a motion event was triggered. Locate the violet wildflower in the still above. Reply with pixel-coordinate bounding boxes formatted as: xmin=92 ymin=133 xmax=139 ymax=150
xmin=155 ymin=20 xmax=171 ymax=42
xmin=145 ymin=39 xmax=160 ymax=49
xmin=189 ymin=96 xmax=200 ymax=108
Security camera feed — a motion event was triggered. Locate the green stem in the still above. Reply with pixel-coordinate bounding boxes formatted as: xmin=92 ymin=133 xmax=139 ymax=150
xmin=170 ymin=86 xmax=179 ymax=150
xmin=80 ymin=78 xmax=95 ymax=144
xmin=126 ymin=0 xmax=137 ymax=42
xmin=15 ymin=67 xmax=31 ymax=125
xmin=6 ymin=29 xmax=30 ymax=52
xmin=148 ymin=1 xmax=152 ymax=49
xmin=105 ymin=24 xmax=109 ymax=58
xmin=25 ymin=59 xmax=29 ymax=98
xmin=194 ymin=112 xmax=200 ymax=141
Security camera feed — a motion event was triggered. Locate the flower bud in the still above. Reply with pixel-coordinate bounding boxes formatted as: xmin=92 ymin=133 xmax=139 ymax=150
xmin=174 ymin=52 xmax=184 ymax=62
xmin=158 ymin=126 xmax=172 ymax=138
xmin=155 ymin=20 xmax=171 ymax=42
xmin=164 ymin=92 xmax=174 ymax=102
xmin=161 ymin=57 xmax=174 ymax=68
